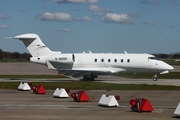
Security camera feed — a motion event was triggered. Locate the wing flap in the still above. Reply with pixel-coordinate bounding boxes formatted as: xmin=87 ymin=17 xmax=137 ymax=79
xmin=58 ymin=67 xmax=126 ymax=77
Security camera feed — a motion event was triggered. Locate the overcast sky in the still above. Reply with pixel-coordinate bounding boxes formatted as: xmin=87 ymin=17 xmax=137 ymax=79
xmin=0 ymin=0 xmax=180 ymax=54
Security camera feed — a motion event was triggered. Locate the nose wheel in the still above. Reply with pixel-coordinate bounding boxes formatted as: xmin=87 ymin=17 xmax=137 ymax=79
xmin=153 ymin=73 xmax=157 ymax=81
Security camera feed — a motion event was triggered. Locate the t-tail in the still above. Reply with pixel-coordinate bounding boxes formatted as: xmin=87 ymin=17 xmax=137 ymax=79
xmin=12 ymin=33 xmax=58 ymax=64
xmin=13 ymin=33 xmax=53 ymax=57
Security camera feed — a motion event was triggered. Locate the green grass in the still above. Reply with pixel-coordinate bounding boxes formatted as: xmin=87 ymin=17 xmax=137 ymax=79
xmin=1 ymin=81 xmax=180 ymax=90
xmin=163 ymin=59 xmax=180 ymax=66
xmin=0 ymin=75 xmax=67 ymax=79
xmin=115 ymin=72 xmax=180 ymax=79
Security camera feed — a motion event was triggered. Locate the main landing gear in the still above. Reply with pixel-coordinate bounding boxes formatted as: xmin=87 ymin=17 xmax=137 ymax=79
xmin=83 ymin=74 xmax=97 ymax=81
xmin=153 ymin=73 xmax=157 ymax=81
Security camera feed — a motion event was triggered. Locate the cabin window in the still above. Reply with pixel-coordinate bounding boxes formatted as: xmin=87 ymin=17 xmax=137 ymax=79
xmin=121 ymin=59 xmax=123 ymax=63
xmin=127 ymin=59 xmax=130 ymax=63
xmin=94 ymin=59 xmax=97 ymax=62
xmin=101 ymin=59 xmax=104 ymax=62
xmin=108 ymin=59 xmax=111 ymax=62
xmin=114 ymin=59 xmax=117 ymax=62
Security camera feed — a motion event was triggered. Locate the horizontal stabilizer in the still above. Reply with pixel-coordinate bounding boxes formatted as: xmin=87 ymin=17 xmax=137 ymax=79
xmin=14 ymin=34 xmax=37 ymax=40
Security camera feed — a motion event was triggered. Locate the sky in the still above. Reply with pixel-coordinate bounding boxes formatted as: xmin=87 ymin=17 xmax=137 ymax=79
xmin=0 ymin=0 xmax=180 ymax=54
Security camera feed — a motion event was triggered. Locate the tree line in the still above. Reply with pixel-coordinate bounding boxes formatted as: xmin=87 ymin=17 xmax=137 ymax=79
xmin=0 ymin=49 xmax=31 ymax=61
xmin=0 ymin=48 xmax=180 ymax=61
xmin=153 ymin=53 xmax=180 ymax=59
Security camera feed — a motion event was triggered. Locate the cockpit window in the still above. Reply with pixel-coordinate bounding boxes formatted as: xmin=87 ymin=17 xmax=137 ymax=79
xmin=148 ymin=57 xmax=160 ymax=60
xmin=148 ymin=57 xmax=155 ymax=60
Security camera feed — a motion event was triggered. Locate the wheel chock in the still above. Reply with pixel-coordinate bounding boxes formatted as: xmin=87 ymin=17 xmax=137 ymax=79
xmin=174 ymin=103 xmax=180 ymax=117
xmin=71 ymin=91 xmax=90 ymax=102
xmin=98 ymin=94 xmax=119 ymax=107
xmin=129 ymin=98 xmax=153 ymax=112
xmin=53 ymin=88 xmax=69 ymax=98
xmin=34 ymin=85 xmax=46 ymax=94
xmin=18 ymin=82 xmax=31 ymax=91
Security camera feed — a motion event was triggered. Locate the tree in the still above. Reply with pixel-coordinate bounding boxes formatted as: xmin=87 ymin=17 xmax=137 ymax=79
xmin=12 ymin=52 xmax=20 ymax=59
xmin=0 ymin=49 xmax=4 ymax=59
xmin=0 ymin=48 xmax=31 ymax=61
xmin=172 ymin=54 xmax=180 ymax=59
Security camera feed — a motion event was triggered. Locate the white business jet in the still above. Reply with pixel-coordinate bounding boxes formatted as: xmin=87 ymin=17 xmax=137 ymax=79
xmin=11 ymin=33 xmax=174 ymax=81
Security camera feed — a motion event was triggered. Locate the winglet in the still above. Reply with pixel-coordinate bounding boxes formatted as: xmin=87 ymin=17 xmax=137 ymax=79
xmin=124 ymin=51 xmax=128 ymax=54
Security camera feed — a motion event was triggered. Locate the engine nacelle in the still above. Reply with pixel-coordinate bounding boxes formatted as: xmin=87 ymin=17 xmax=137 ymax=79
xmin=30 ymin=56 xmax=46 ymax=64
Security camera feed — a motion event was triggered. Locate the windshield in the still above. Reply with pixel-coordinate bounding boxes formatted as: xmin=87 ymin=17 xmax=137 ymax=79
xmin=148 ymin=57 xmax=160 ymax=60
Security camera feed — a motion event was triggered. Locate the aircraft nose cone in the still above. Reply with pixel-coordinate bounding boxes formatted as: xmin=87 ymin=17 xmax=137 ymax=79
xmin=168 ymin=65 xmax=174 ymax=70
xmin=160 ymin=61 xmax=174 ymax=71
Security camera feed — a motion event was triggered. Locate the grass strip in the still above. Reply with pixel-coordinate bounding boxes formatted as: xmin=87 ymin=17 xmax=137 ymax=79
xmin=115 ymin=72 xmax=180 ymax=79
xmin=0 ymin=81 xmax=180 ymax=90
xmin=0 ymin=75 xmax=67 ymax=79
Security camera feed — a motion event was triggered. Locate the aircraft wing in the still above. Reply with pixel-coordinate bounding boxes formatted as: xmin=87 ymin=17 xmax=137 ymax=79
xmin=46 ymin=60 xmax=126 ymax=77
xmin=58 ymin=67 xmax=126 ymax=77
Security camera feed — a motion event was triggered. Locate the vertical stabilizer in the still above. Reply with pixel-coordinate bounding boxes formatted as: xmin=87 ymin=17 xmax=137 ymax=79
xmin=13 ymin=33 xmax=53 ymax=57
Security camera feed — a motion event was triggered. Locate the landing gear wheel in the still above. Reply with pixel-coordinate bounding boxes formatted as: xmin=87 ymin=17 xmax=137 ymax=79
xmin=153 ymin=77 xmax=157 ymax=81
xmin=83 ymin=75 xmax=94 ymax=81
xmin=153 ymin=73 xmax=157 ymax=81
xmin=83 ymin=74 xmax=97 ymax=81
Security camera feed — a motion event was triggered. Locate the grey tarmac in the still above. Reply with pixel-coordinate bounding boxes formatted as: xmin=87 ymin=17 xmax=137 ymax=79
xmin=0 ymin=89 xmax=180 ymax=120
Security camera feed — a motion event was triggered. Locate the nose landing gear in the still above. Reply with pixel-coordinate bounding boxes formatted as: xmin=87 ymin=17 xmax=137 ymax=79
xmin=153 ymin=73 xmax=157 ymax=81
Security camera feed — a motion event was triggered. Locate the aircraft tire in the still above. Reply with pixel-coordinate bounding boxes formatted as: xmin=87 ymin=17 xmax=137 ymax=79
xmin=83 ymin=75 xmax=95 ymax=81
xmin=153 ymin=77 xmax=157 ymax=81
